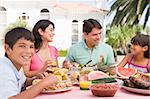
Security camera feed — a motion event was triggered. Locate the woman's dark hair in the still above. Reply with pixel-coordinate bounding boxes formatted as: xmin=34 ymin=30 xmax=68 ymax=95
xmin=32 ymin=19 xmax=55 ymax=50
xmin=83 ymin=19 xmax=102 ymax=35
xmin=5 ymin=27 xmax=35 ymax=57
xmin=131 ymin=34 xmax=150 ymax=58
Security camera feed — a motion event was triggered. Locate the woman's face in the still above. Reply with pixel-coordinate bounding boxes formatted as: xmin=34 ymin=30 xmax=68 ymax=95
xmin=42 ymin=24 xmax=54 ymax=42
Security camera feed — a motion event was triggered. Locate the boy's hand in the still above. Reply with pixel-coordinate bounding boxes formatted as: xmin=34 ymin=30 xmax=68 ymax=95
xmin=36 ymin=72 xmax=49 ymax=79
xmin=42 ymin=74 xmax=58 ymax=87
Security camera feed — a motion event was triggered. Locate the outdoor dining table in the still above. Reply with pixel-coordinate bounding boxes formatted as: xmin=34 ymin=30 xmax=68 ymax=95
xmin=34 ymin=86 xmax=150 ymax=99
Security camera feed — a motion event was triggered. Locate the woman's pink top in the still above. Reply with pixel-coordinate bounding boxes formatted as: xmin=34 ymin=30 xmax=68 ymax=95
xmin=30 ymin=46 xmax=58 ymax=71
xmin=128 ymin=55 xmax=150 ymax=73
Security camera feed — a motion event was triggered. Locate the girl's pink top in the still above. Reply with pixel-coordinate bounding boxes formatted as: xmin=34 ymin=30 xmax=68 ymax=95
xmin=30 ymin=46 xmax=58 ymax=71
xmin=128 ymin=55 xmax=150 ymax=73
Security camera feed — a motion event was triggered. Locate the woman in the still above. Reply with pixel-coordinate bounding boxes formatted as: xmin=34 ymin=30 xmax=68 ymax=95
xmin=24 ymin=20 xmax=58 ymax=77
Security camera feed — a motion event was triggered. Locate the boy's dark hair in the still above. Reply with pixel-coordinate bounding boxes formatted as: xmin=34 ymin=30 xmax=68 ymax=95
xmin=32 ymin=20 xmax=55 ymax=50
xmin=83 ymin=19 xmax=102 ymax=35
xmin=131 ymin=34 xmax=150 ymax=58
xmin=5 ymin=27 xmax=35 ymax=56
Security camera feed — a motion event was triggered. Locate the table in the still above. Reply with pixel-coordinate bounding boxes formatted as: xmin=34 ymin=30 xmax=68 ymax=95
xmin=35 ymin=86 xmax=150 ymax=99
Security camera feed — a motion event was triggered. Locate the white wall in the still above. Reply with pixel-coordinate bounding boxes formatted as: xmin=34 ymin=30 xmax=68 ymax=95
xmin=1 ymin=1 xmax=107 ymax=50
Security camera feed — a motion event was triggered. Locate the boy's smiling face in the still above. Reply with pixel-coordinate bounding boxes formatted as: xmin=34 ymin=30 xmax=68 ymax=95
xmin=5 ymin=38 xmax=35 ymax=70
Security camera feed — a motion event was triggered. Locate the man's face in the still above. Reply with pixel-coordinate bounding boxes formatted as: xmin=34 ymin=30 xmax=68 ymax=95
xmin=84 ymin=28 xmax=102 ymax=48
xmin=5 ymin=38 xmax=35 ymax=68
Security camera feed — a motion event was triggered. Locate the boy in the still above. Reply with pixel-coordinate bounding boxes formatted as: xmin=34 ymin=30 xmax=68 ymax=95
xmin=0 ymin=27 xmax=58 ymax=99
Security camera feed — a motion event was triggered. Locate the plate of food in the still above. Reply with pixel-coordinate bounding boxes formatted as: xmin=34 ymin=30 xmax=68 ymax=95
xmin=121 ymin=84 xmax=150 ymax=95
xmin=42 ymin=87 xmax=72 ymax=93
xmin=121 ymin=72 xmax=150 ymax=95
xmin=72 ymin=82 xmax=79 ymax=86
xmin=32 ymin=79 xmax=73 ymax=94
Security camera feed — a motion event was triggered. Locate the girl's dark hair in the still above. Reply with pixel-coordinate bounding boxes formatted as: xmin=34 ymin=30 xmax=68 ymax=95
xmin=5 ymin=27 xmax=35 ymax=57
xmin=32 ymin=19 xmax=55 ymax=50
xmin=131 ymin=34 xmax=150 ymax=58
xmin=83 ymin=19 xmax=102 ymax=35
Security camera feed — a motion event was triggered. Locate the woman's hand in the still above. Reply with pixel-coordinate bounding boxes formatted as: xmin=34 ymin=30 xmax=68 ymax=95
xmin=40 ymin=60 xmax=52 ymax=73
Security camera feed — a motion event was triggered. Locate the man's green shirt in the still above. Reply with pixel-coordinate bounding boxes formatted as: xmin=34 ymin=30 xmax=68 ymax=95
xmin=66 ymin=40 xmax=115 ymax=66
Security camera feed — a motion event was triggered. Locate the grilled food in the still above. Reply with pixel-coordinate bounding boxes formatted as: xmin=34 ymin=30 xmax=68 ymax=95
xmin=123 ymin=72 xmax=150 ymax=89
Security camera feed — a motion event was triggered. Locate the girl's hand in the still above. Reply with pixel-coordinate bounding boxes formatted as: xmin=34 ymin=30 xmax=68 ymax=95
xmin=147 ymin=65 xmax=150 ymax=73
xmin=108 ymin=67 xmax=117 ymax=75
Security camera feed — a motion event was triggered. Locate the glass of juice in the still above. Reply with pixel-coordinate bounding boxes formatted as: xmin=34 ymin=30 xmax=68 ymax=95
xmin=79 ymin=67 xmax=93 ymax=90
xmin=79 ymin=80 xmax=91 ymax=90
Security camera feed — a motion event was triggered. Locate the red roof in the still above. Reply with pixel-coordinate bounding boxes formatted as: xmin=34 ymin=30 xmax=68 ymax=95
xmin=52 ymin=3 xmax=108 ymax=13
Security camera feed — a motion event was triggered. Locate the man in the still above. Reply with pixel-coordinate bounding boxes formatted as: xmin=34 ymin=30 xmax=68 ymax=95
xmin=0 ymin=27 xmax=58 ymax=99
xmin=66 ymin=19 xmax=115 ymax=67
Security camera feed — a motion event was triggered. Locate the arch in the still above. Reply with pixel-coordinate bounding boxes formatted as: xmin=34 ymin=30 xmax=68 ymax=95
xmin=22 ymin=12 xmax=26 ymax=14
xmin=40 ymin=8 xmax=49 ymax=13
xmin=19 ymin=12 xmax=29 ymax=21
xmin=40 ymin=8 xmax=50 ymax=19
xmin=0 ymin=6 xmax=7 ymax=24
xmin=0 ymin=6 xmax=7 ymax=11
xmin=71 ymin=20 xmax=79 ymax=45
xmin=72 ymin=20 xmax=78 ymax=23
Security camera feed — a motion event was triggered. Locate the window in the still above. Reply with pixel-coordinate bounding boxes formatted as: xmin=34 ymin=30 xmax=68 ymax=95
xmin=0 ymin=6 xmax=7 ymax=24
xmin=0 ymin=6 xmax=7 ymax=40
xmin=40 ymin=8 xmax=50 ymax=19
xmin=71 ymin=20 xmax=79 ymax=45
xmin=19 ymin=12 xmax=29 ymax=21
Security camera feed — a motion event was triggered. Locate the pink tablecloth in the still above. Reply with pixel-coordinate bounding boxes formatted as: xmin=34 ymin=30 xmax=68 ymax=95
xmin=35 ymin=86 xmax=150 ymax=99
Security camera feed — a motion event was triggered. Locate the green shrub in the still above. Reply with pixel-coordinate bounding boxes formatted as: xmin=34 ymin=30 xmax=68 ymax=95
xmin=106 ymin=25 xmax=149 ymax=55
xmin=4 ymin=20 xmax=31 ymax=33
xmin=59 ymin=50 xmax=67 ymax=57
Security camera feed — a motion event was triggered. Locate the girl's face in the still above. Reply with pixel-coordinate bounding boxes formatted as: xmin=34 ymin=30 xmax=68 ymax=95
xmin=130 ymin=44 xmax=147 ymax=55
xmin=42 ymin=24 xmax=54 ymax=42
xmin=5 ymin=38 xmax=35 ymax=68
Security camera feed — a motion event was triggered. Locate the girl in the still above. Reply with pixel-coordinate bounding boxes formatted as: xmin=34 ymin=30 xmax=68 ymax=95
xmin=117 ymin=34 xmax=150 ymax=73
xmin=24 ymin=20 xmax=58 ymax=77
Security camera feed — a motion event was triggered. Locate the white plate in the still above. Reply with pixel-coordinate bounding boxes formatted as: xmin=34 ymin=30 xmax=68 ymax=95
xmin=72 ymin=82 xmax=79 ymax=86
xmin=121 ymin=83 xmax=150 ymax=95
xmin=42 ymin=87 xmax=72 ymax=94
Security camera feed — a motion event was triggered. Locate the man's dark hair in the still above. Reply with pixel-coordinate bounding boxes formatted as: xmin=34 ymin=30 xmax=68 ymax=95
xmin=5 ymin=27 xmax=35 ymax=56
xmin=83 ymin=19 xmax=102 ymax=35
